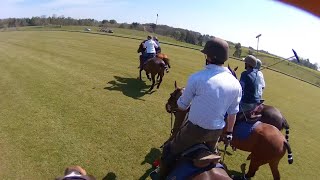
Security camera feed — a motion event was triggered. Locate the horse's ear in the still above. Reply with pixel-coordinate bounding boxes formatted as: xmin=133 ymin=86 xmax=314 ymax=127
xmin=234 ymin=66 xmax=238 ymax=71
xmin=227 ymin=64 xmax=232 ymax=72
xmin=174 ymin=81 xmax=177 ymax=89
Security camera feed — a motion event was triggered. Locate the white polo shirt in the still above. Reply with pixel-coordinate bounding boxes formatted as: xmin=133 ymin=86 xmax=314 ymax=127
xmin=144 ymin=39 xmax=158 ymax=53
xmin=177 ymin=64 xmax=242 ymax=130
xmin=257 ymin=71 xmax=265 ymax=97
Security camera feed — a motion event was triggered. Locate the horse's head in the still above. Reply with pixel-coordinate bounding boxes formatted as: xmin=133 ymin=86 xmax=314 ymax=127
xmin=227 ymin=64 xmax=238 ymax=79
xmin=137 ymin=41 xmax=146 ymax=53
xmin=165 ymin=81 xmax=184 ymax=113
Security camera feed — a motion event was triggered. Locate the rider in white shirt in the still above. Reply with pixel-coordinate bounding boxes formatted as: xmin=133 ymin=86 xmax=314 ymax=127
xmin=256 ymin=59 xmax=265 ymax=99
xmin=143 ymin=35 xmax=158 ymax=59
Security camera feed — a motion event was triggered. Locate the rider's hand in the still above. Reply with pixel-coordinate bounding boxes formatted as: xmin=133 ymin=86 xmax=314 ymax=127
xmin=225 ymin=132 xmax=233 ymax=144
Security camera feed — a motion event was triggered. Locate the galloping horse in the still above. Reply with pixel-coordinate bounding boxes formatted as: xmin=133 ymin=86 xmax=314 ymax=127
xmin=227 ymin=65 xmax=290 ymax=142
xmin=137 ymin=41 xmax=171 ymax=75
xmin=140 ymin=57 xmax=166 ymax=91
xmin=165 ymin=82 xmax=293 ymax=180
xmin=137 ymin=41 xmax=170 ymax=91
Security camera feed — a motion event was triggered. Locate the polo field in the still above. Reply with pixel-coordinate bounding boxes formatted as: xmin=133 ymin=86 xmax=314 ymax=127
xmin=0 ymin=30 xmax=319 ymax=179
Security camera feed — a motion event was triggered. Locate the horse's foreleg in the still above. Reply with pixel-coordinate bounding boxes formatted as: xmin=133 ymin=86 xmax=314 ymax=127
xmin=156 ymin=73 xmax=164 ymax=89
xmin=269 ymin=160 xmax=280 ymax=180
xmin=139 ymin=69 xmax=142 ymax=80
xmin=146 ymin=72 xmax=151 ymax=81
xmin=149 ymin=74 xmax=155 ymax=91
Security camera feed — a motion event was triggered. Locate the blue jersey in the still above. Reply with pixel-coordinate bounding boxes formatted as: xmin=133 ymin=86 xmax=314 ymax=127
xmin=240 ymin=69 xmax=260 ymax=104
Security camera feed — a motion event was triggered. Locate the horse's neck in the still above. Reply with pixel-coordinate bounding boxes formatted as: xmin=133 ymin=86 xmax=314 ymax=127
xmin=175 ymin=110 xmax=188 ymax=121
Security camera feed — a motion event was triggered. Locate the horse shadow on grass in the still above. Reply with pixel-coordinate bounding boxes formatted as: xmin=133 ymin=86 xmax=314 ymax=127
xmin=227 ymin=163 xmax=247 ymax=179
xmin=102 ymin=172 xmax=117 ymax=180
xmin=139 ymin=147 xmax=161 ymax=180
xmin=104 ymin=76 xmax=156 ymax=100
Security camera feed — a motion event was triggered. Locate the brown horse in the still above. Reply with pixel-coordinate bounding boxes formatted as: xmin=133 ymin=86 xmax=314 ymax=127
xmin=137 ymin=41 xmax=171 ymax=73
xmin=165 ymin=82 xmax=293 ymax=180
xmin=139 ymin=57 xmax=166 ymax=91
xmin=227 ymin=65 xmax=290 ymax=142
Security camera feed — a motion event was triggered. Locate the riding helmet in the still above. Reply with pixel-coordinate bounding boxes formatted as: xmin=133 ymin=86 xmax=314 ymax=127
xmin=201 ymin=37 xmax=229 ymax=64
xmin=244 ymin=55 xmax=258 ymax=68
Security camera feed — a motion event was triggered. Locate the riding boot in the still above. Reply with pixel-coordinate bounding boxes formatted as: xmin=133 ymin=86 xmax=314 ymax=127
xmin=159 ymin=159 xmax=169 ymax=180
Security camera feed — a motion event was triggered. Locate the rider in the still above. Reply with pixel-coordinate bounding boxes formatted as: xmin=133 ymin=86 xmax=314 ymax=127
xmin=143 ymin=35 xmax=158 ymax=62
xmin=160 ymin=37 xmax=242 ymax=178
xmin=153 ymin=36 xmax=161 ymax=53
xmin=255 ymin=59 xmax=265 ymax=100
xmin=239 ymin=55 xmax=261 ymax=112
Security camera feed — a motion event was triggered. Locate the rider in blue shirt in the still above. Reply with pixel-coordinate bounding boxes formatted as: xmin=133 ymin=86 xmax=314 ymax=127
xmin=239 ymin=55 xmax=261 ymax=112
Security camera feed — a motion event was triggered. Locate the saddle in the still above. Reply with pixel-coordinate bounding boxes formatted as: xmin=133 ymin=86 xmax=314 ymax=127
xmin=154 ymin=143 xmax=222 ymax=180
xmin=180 ymin=144 xmax=221 ymax=168
xmin=238 ymin=103 xmax=264 ymax=122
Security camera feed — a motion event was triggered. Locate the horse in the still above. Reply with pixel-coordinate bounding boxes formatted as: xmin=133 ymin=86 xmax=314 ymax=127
xmin=165 ymin=81 xmax=293 ymax=180
xmin=137 ymin=41 xmax=171 ymax=74
xmin=138 ymin=57 xmax=166 ymax=91
xmin=227 ymin=65 xmax=290 ymax=142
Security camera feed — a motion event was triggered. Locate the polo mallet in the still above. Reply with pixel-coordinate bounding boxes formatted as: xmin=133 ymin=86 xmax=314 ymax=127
xmin=260 ymin=49 xmax=300 ymax=70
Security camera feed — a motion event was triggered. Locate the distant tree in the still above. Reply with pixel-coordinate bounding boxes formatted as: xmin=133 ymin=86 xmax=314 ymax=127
xmin=102 ymin=19 xmax=108 ymax=24
xmin=109 ymin=19 xmax=117 ymax=24
xmin=130 ymin=22 xmax=140 ymax=29
xmin=150 ymin=23 xmax=156 ymax=32
xmin=233 ymin=43 xmax=242 ymax=58
xmin=179 ymin=30 xmax=187 ymax=42
xmin=292 ymin=57 xmax=319 ymax=70
xmin=172 ymin=30 xmax=181 ymax=40
xmin=197 ymin=35 xmax=204 ymax=46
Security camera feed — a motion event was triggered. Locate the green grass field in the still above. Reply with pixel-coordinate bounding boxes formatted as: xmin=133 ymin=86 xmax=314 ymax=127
xmin=0 ymin=31 xmax=319 ymax=179
xmin=13 ymin=25 xmax=320 ymax=87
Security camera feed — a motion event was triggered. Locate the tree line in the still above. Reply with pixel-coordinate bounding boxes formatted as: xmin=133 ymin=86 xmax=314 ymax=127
xmin=0 ymin=16 xmax=318 ymax=70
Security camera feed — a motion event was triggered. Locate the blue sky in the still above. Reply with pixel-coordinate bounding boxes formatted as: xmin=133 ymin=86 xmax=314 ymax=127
xmin=1 ymin=0 xmax=320 ymax=65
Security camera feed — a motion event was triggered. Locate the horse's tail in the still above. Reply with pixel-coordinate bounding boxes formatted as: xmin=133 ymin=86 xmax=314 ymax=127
xmin=282 ymin=117 xmax=290 ymax=143
xmin=284 ymin=141 xmax=293 ymax=164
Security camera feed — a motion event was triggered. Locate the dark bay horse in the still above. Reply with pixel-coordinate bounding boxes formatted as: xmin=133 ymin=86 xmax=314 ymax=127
xmin=137 ymin=41 xmax=171 ymax=73
xmin=165 ymin=82 xmax=293 ymax=180
xmin=140 ymin=57 xmax=166 ymax=91
xmin=227 ymin=65 xmax=290 ymax=142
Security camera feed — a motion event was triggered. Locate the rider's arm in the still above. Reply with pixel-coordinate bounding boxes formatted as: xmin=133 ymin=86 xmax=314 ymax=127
xmin=153 ymin=41 xmax=158 ymax=48
xmin=226 ymin=84 xmax=242 ymax=132
xmin=258 ymin=71 xmax=265 ymax=88
xmin=226 ymin=114 xmax=237 ymax=133
xmin=239 ymin=72 xmax=247 ymax=93
xmin=177 ymin=76 xmax=196 ymax=110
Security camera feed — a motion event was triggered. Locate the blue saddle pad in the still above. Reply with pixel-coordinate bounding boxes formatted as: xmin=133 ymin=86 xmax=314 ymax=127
xmin=234 ymin=121 xmax=261 ymax=140
xmin=166 ymin=160 xmax=223 ymax=180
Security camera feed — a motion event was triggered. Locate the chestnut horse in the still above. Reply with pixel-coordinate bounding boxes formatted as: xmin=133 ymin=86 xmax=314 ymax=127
xmin=227 ymin=65 xmax=290 ymax=142
xmin=165 ymin=82 xmax=293 ymax=180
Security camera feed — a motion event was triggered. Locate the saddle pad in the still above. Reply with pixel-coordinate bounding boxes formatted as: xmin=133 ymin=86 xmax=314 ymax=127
xmin=233 ymin=121 xmax=261 ymax=140
xmin=166 ymin=160 xmax=223 ymax=180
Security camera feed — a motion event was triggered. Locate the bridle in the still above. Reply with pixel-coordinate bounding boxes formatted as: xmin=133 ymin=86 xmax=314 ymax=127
xmin=166 ymin=88 xmax=184 ymax=135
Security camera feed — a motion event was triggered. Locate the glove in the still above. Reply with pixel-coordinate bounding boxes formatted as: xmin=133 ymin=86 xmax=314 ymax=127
xmin=226 ymin=132 xmax=233 ymax=143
